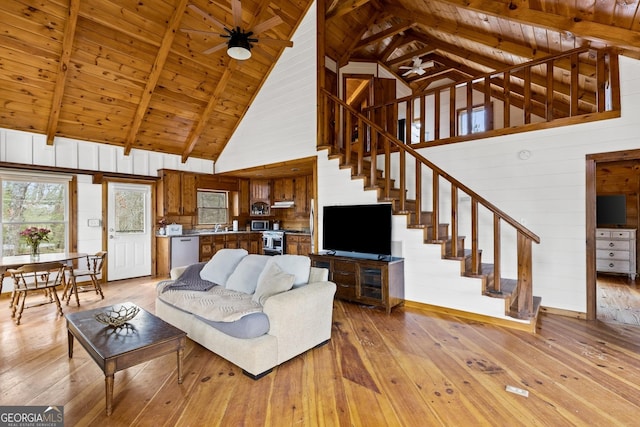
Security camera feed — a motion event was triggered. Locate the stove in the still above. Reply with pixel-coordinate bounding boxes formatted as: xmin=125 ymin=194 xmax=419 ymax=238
xmin=262 ymin=230 xmax=285 ymax=255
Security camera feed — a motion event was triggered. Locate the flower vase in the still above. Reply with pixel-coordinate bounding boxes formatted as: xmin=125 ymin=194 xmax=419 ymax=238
xmin=30 ymin=244 xmax=40 ymax=260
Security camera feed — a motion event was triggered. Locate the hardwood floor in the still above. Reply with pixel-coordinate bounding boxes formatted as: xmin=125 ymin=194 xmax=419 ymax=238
xmin=597 ymin=272 xmax=640 ymax=326
xmin=1 ymin=277 xmax=640 ymax=426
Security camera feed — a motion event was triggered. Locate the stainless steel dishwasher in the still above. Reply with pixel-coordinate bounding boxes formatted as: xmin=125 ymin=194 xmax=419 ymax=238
xmin=171 ymin=236 xmax=200 ymax=269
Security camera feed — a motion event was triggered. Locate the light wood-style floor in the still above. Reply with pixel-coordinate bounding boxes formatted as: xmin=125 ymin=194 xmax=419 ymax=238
xmin=1 ymin=277 xmax=640 ymax=426
xmin=597 ymin=272 xmax=640 ymax=326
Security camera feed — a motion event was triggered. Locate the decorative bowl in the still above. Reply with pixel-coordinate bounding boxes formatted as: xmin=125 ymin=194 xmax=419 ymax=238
xmin=94 ymin=305 xmax=140 ymax=327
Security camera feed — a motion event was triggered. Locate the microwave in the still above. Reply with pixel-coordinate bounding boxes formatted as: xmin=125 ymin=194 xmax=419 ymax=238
xmin=251 ymin=220 xmax=270 ymax=231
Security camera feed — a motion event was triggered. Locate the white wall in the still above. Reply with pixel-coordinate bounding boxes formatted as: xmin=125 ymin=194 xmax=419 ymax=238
xmin=0 ymin=129 xmax=213 ymax=293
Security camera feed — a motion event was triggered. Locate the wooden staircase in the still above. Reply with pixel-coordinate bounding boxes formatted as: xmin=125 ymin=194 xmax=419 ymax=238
xmin=331 ymin=151 xmax=542 ymax=326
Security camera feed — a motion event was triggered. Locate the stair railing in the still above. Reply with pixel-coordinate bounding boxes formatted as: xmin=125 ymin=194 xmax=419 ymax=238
xmin=321 ymin=89 xmax=541 ymax=319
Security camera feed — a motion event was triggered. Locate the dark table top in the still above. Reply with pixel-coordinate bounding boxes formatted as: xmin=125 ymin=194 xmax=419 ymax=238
xmin=65 ymin=302 xmax=186 ymax=360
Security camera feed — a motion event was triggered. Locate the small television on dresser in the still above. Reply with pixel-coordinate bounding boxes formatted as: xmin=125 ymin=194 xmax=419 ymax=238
xmin=596 ymin=194 xmax=627 ymax=227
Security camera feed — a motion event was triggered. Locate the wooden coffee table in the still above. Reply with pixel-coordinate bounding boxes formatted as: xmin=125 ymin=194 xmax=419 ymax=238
xmin=66 ymin=302 xmax=187 ymax=416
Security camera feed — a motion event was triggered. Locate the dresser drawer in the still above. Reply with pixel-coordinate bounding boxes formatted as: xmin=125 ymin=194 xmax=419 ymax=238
xmin=596 ymin=230 xmax=611 ymax=239
xmin=611 ymin=230 xmax=633 ymax=239
xmin=596 ymin=259 xmax=631 ymax=271
xmin=596 ymin=240 xmax=630 ymax=251
xmin=597 ymin=249 xmax=631 ymax=260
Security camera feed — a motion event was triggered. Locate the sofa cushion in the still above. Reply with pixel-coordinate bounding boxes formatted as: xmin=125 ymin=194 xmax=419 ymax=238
xmin=258 ymin=255 xmax=311 ymax=287
xmin=159 ymin=285 xmax=262 ymax=322
xmin=200 ymin=248 xmax=248 ymax=286
xmin=225 ymin=254 xmax=270 ymax=294
xmin=252 ymin=262 xmax=295 ymax=305
xmin=194 ymin=312 xmax=270 ymax=339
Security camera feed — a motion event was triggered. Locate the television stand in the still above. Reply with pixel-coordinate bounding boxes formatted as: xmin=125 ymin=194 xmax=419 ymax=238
xmin=310 ymin=253 xmax=404 ymax=313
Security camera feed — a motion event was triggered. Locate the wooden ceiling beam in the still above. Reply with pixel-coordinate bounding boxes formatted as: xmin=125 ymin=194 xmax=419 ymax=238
xmin=182 ymin=62 xmax=237 ymax=163
xmin=124 ymin=0 xmax=189 ymax=156
xmin=436 ymin=0 xmax=640 ymax=54
xmin=380 ymin=34 xmax=407 ymax=62
xmin=327 ymin=0 xmax=375 ymax=21
xmin=46 ymin=0 xmax=80 ymax=145
xmin=338 ymin=11 xmax=384 ymax=66
xmin=386 ymin=44 xmax=437 ymax=66
xmin=355 ymin=21 xmax=413 ymax=49
xmin=385 ymin=4 xmax=548 ymax=62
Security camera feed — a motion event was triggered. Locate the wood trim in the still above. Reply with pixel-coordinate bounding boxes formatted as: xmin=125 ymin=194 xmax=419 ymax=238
xmin=404 ymin=300 xmax=537 ymax=333
xmin=585 ymin=157 xmax=597 ymax=321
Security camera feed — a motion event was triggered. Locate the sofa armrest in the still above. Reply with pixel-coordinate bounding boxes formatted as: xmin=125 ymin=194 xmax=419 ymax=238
xmin=170 ymin=265 xmax=189 ymax=280
xmin=262 ymin=280 xmax=336 ymax=363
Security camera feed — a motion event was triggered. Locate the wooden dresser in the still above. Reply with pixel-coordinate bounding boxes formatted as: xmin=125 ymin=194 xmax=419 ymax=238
xmin=596 ymin=228 xmax=637 ymax=279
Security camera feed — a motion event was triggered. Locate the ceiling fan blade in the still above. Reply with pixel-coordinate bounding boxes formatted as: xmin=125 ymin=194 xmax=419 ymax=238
xmin=416 ymin=68 xmax=426 ymax=75
xmin=402 ymin=70 xmax=413 ymax=76
xmin=419 ymin=61 xmax=435 ymax=69
xmin=181 ymin=29 xmax=224 ymax=37
xmin=399 ymin=66 xmax=412 ymax=70
xmin=188 ymin=4 xmax=228 ymax=32
xmin=252 ymin=15 xmax=283 ymax=35
xmin=231 ymin=0 xmax=243 ymax=29
xmin=255 ymin=37 xmax=293 ymax=48
xmin=203 ymin=42 xmax=228 ymax=55
xmin=412 ymin=57 xmax=422 ymax=67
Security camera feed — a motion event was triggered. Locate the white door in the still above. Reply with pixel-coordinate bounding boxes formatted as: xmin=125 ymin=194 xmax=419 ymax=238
xmin=107 ymin=182 xmax=152 ymax=280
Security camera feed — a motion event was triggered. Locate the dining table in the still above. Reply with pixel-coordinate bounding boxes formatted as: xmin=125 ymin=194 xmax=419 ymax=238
xmin=0 ymin=252 xmax=88 ymax=295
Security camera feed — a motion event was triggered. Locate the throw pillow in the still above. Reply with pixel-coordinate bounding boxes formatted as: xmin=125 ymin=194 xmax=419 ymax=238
xmin=258 ymin=255 xmax=311 ymax=287
xmin=225 ymin=254 xmax=270 ymax=294
xmin=199 ymin=248 xmax=248 ymax=287
xmin=252 ymin=262 xmax=295 ymax=305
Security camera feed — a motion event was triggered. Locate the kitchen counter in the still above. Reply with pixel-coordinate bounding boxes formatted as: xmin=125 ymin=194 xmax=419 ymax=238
xmin=156 ymin=230 xmax=257 ymax=238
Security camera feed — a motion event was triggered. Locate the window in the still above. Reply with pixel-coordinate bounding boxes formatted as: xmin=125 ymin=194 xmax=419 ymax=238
xmin=197 ymin=190 xmax=228 ymax=225
xmin=1 ymin=172 xmax=70 ymax=256
xmin=457 ymin=103 xmax=492 ymax=136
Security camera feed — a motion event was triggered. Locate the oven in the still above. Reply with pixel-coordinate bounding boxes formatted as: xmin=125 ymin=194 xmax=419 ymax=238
xmin=262 ymin=230 xmax=284 ymax=256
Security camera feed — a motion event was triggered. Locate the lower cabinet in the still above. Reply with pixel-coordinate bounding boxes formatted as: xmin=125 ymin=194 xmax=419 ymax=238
xmin=285 ymin=234 xmax=311 ymax=255
xmin=309 ymin=254 xmax=404 ymax=313
xmin=199 ymin=232 xmax=262 ymax=262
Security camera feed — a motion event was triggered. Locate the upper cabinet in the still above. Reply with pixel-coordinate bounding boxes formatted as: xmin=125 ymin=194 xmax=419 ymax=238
xmin=250 ymin=179 xmax=271 ymax=216
xmin=273 ymin=178 xmax=295 ymax=202
xmin=157 ymin=170 xmax=196 ymax=216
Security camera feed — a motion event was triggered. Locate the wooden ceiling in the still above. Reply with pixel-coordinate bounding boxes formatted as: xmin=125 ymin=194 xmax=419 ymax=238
xmin=2 ymin=0 xmax=640 ymax=164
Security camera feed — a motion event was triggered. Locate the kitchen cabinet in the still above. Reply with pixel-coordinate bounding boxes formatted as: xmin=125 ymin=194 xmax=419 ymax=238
xmin=294 ymin=176 xmax=311 ymax=217
xmin=157 ymin=170 xmax=197 ymax=216
xmin=200 ymin=232 xmax=262 ymax=261
xmin=250 ymin=179 xmax=271 ymax=216
xmin=310 ymin=254 xmax=404 ymax=313
xmin=238 ymin=179 xmax=250 ymax=217
xmin=286 ymin=234 xmax=311 ymax=255
xmin=273 ymin=178 xmax=295 ymax=202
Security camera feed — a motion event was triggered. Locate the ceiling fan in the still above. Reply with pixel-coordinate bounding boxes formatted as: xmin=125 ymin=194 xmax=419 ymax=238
xmin=399 ymin=57 xmax=435 ymax=76
xmin=182 ymin=1 xmax=293 ymax=60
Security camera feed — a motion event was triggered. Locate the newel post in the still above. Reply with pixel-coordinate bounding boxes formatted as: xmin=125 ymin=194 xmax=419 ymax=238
xmin=516 ymin=232 xmax=534 ymax=318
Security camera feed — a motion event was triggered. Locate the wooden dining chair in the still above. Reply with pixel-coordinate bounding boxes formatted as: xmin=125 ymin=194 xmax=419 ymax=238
xmin=8 ymin=262 xmax=66 ymax=325
xmin=63 ymin=251 xmax=107 ymax=306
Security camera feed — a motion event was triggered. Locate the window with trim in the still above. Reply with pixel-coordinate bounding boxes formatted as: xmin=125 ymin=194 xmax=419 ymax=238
xmin=457 ymin=103 xmax=493 ymax=136
xmin=1 ymin=172 xmax=70 ymax=256
xmin=197 ymin=190 xmax=228 ymax=225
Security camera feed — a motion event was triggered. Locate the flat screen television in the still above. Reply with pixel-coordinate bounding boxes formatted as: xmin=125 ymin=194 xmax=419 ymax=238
xmin=322 ymin=204 xmax=392 ymax=256
xmin=596 ymin=194 xmax=627 ymax=226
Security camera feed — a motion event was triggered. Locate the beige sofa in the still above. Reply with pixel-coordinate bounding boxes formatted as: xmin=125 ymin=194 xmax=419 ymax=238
xmin=155 ymin=250 xmax=336 ymax=379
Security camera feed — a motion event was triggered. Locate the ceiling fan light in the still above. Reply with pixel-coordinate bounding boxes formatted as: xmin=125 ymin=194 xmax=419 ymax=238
xmin=227 ymin=35 xmax=252 ymax=60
